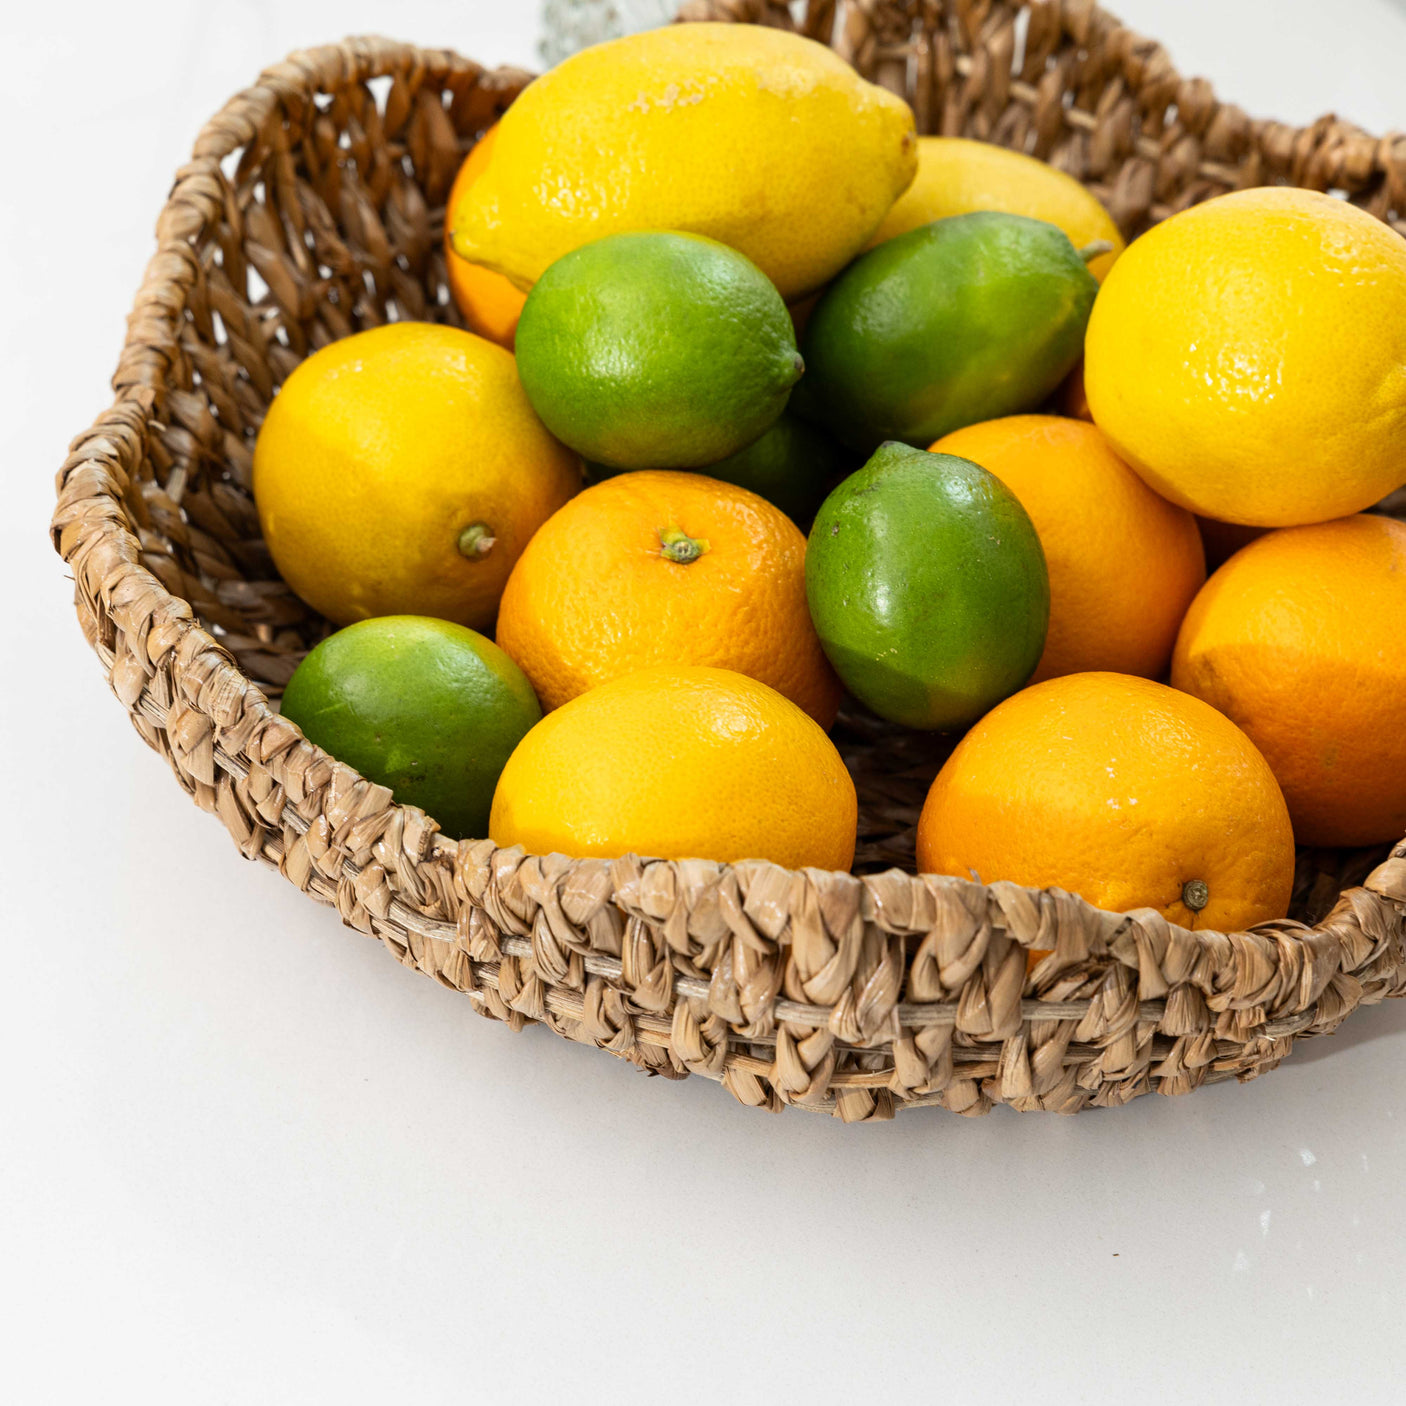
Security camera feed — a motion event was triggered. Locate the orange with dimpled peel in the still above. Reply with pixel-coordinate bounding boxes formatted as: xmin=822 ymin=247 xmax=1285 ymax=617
xmin=931 ymin=415 xmax=1204 ymax=683
xmin=496 ymin=470 xmax=842 ymax=726
xmin=1172 ymin=515 xmax=1406 ymax=848
xmin=916 ymin=672 xmax=1295 ymax=933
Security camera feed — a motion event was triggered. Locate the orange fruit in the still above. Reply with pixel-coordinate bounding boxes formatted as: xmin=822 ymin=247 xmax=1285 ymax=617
xmin=445 ymin=127 xmax=526 ymax=348
xmin=931 ymin=416 xmax=1205 ymax=682
xmin=489 ymin=665 xmax=857 ymax=870
xmin=1171 ymin=515 xmax=1406 ymax=847
xmin=496 ymin=471 xmax=842 ymax=726
xmin=916 ymin=673 xmax=1295 ymax=931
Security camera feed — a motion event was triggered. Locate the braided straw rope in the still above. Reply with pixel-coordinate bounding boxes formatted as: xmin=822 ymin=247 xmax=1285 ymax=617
xmin=51 ymin=4 xmax=1406 ymax=1120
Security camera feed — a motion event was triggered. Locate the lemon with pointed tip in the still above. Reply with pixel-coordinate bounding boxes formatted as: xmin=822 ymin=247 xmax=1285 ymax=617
xmin=870 ymin=136 xmax=1124 ymax=280
xmin=445 ymin=125 xmax=526 ymax=348
xmin=451 ymin=23 xmax=917 ymax=300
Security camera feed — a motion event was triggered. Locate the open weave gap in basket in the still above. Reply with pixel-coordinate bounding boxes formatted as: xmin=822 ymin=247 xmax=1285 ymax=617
xmin=51 ymin=4 xmax=1406 ymax=1119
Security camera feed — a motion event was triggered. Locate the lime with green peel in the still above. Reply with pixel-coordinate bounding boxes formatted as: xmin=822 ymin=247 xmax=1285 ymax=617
xmin=514 ymin=231 xmax=804 ymax=470
xmin=793 ymin=212 xmax=1100 ymax=454
xmin=805 ymin=442 xmax=1050 ymax=730
xmin=696 ymin=414 xmax=849 ymax=525
xmin=280 ymin=616 xmax=542 ymax=840
xmin=585 ymin=414 xmax=847 ymax=526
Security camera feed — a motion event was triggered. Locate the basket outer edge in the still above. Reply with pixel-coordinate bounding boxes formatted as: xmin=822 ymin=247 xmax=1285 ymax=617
xmin=49 ymin=15 xmax=1406 ymax=1120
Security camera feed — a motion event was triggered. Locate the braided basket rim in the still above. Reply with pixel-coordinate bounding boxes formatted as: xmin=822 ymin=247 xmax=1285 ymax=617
xmin=50 ymin=6 xmax=1406 ymax=1121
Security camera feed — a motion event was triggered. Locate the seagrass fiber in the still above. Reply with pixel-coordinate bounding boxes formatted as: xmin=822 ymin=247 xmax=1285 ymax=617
xmin=52 ymin=5 xmax=1406 ymax=1120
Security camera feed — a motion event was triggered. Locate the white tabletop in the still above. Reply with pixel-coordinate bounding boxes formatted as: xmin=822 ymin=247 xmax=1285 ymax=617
xmin=5 ymin=2 xmax=1405 ymax=1402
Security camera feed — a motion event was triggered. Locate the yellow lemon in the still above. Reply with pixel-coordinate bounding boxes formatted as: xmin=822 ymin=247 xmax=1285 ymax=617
xmin=869 ymin=136 xmax=1124 ymax=280
xmin=451 ymin=24 xmax=917 ymax=301
xmin=489 ymin=666 xmax=857 ymax=870
xmin=253 ymin=324 xmax=580 ymax=630
xmin=1085 ymin=188 xmax=1406 ymax=526
xmin=444 ymin=126 xmax=526 ymax=348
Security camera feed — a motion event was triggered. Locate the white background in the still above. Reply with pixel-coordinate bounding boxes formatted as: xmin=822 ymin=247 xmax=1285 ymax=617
xmin=5 ymin=2 xmax=1406 ymax=1402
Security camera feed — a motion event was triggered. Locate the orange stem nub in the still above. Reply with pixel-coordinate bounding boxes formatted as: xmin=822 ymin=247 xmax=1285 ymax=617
xmin=658 ymin=524 xmax=709 ymax=565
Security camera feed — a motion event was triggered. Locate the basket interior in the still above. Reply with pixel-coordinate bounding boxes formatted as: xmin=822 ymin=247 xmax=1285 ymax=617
xmin=118 ymin=26 xmax=1400 ymax=926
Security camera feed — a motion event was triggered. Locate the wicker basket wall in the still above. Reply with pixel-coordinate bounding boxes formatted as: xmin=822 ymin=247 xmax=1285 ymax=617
xmin=51 ymin=0 xmax=1406 ymax=1121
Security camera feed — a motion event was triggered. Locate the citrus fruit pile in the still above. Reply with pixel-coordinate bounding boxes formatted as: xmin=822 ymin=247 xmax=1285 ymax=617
xmin=252 ymin=23 xmax=1406 ymax=935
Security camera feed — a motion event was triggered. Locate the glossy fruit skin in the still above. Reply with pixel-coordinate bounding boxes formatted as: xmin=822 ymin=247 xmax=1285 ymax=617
xmin=685 ymin=415 xmax=848 ymax=526
xmin=916 ymin=673 xmax=1295 ymax=932
xmin=932 ymin=416 xmax=1205 ymax=682
xmin=445 ymin=126 xmax=526 ymax=348
xmin=1085 ymin=187 xmax=1406 ymax=527
xmin=585 ymin=415 xmax=845 ymax=526
xmin=805 ymin=442 xmax=1049 ymax=730
xmin=1171 ymin=515 xmax=1406 ymax=847
xmin=281 ymin=616 xmax=541 ymax=841
xmin=497 ymin=470 xmax=841 ymax=726
xmin=795 ymin=212 xmax=1098 ymax=455
xmin=450 ymin=23 xmax=917 ymax=301
xmin=489 ymin=666 xmax=857 ymax=870
xmin=253 ymin=323 xmax=581 ymax=630
xmin=515 ymin=231 xmax=802 ymax=470
xmin=870 ymin=136 xmax=1124 ymax=280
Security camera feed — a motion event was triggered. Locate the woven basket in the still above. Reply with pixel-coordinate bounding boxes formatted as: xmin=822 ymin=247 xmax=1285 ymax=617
xmin=52 ymin=1 xmax=1406 ymax=1121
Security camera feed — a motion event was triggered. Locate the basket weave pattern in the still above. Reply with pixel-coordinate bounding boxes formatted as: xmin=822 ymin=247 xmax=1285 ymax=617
xmin=52 ymin=2 xmax=1406 ymax=1120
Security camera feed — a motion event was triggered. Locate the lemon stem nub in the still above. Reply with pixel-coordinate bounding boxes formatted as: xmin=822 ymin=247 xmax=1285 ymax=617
xmin=658 ymin=524 xmax=710 ymax=565
xmin=458 ymin=522 xmax=497 ymax=559
xmin=1182 ymin=879 xmax=1210 ymax=912
xmin=1077 ymin=239 xmax=1115 ymax=264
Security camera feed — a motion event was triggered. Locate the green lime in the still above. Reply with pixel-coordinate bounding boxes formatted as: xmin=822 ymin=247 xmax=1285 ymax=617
xmin=515 ymin=231 xmax=803 ymax=470
xmin=792 ymin=212 xmax=1099 ymax=454
xmin=583 ymin=414 xmax=847 ymax=525
xmin=280 ymin=615 xmax=541 ymax=839
xmin=695 ymin=414 xmax=849 ymax=524
xmin=805 ymin=442 xmax=1049 ymax=730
